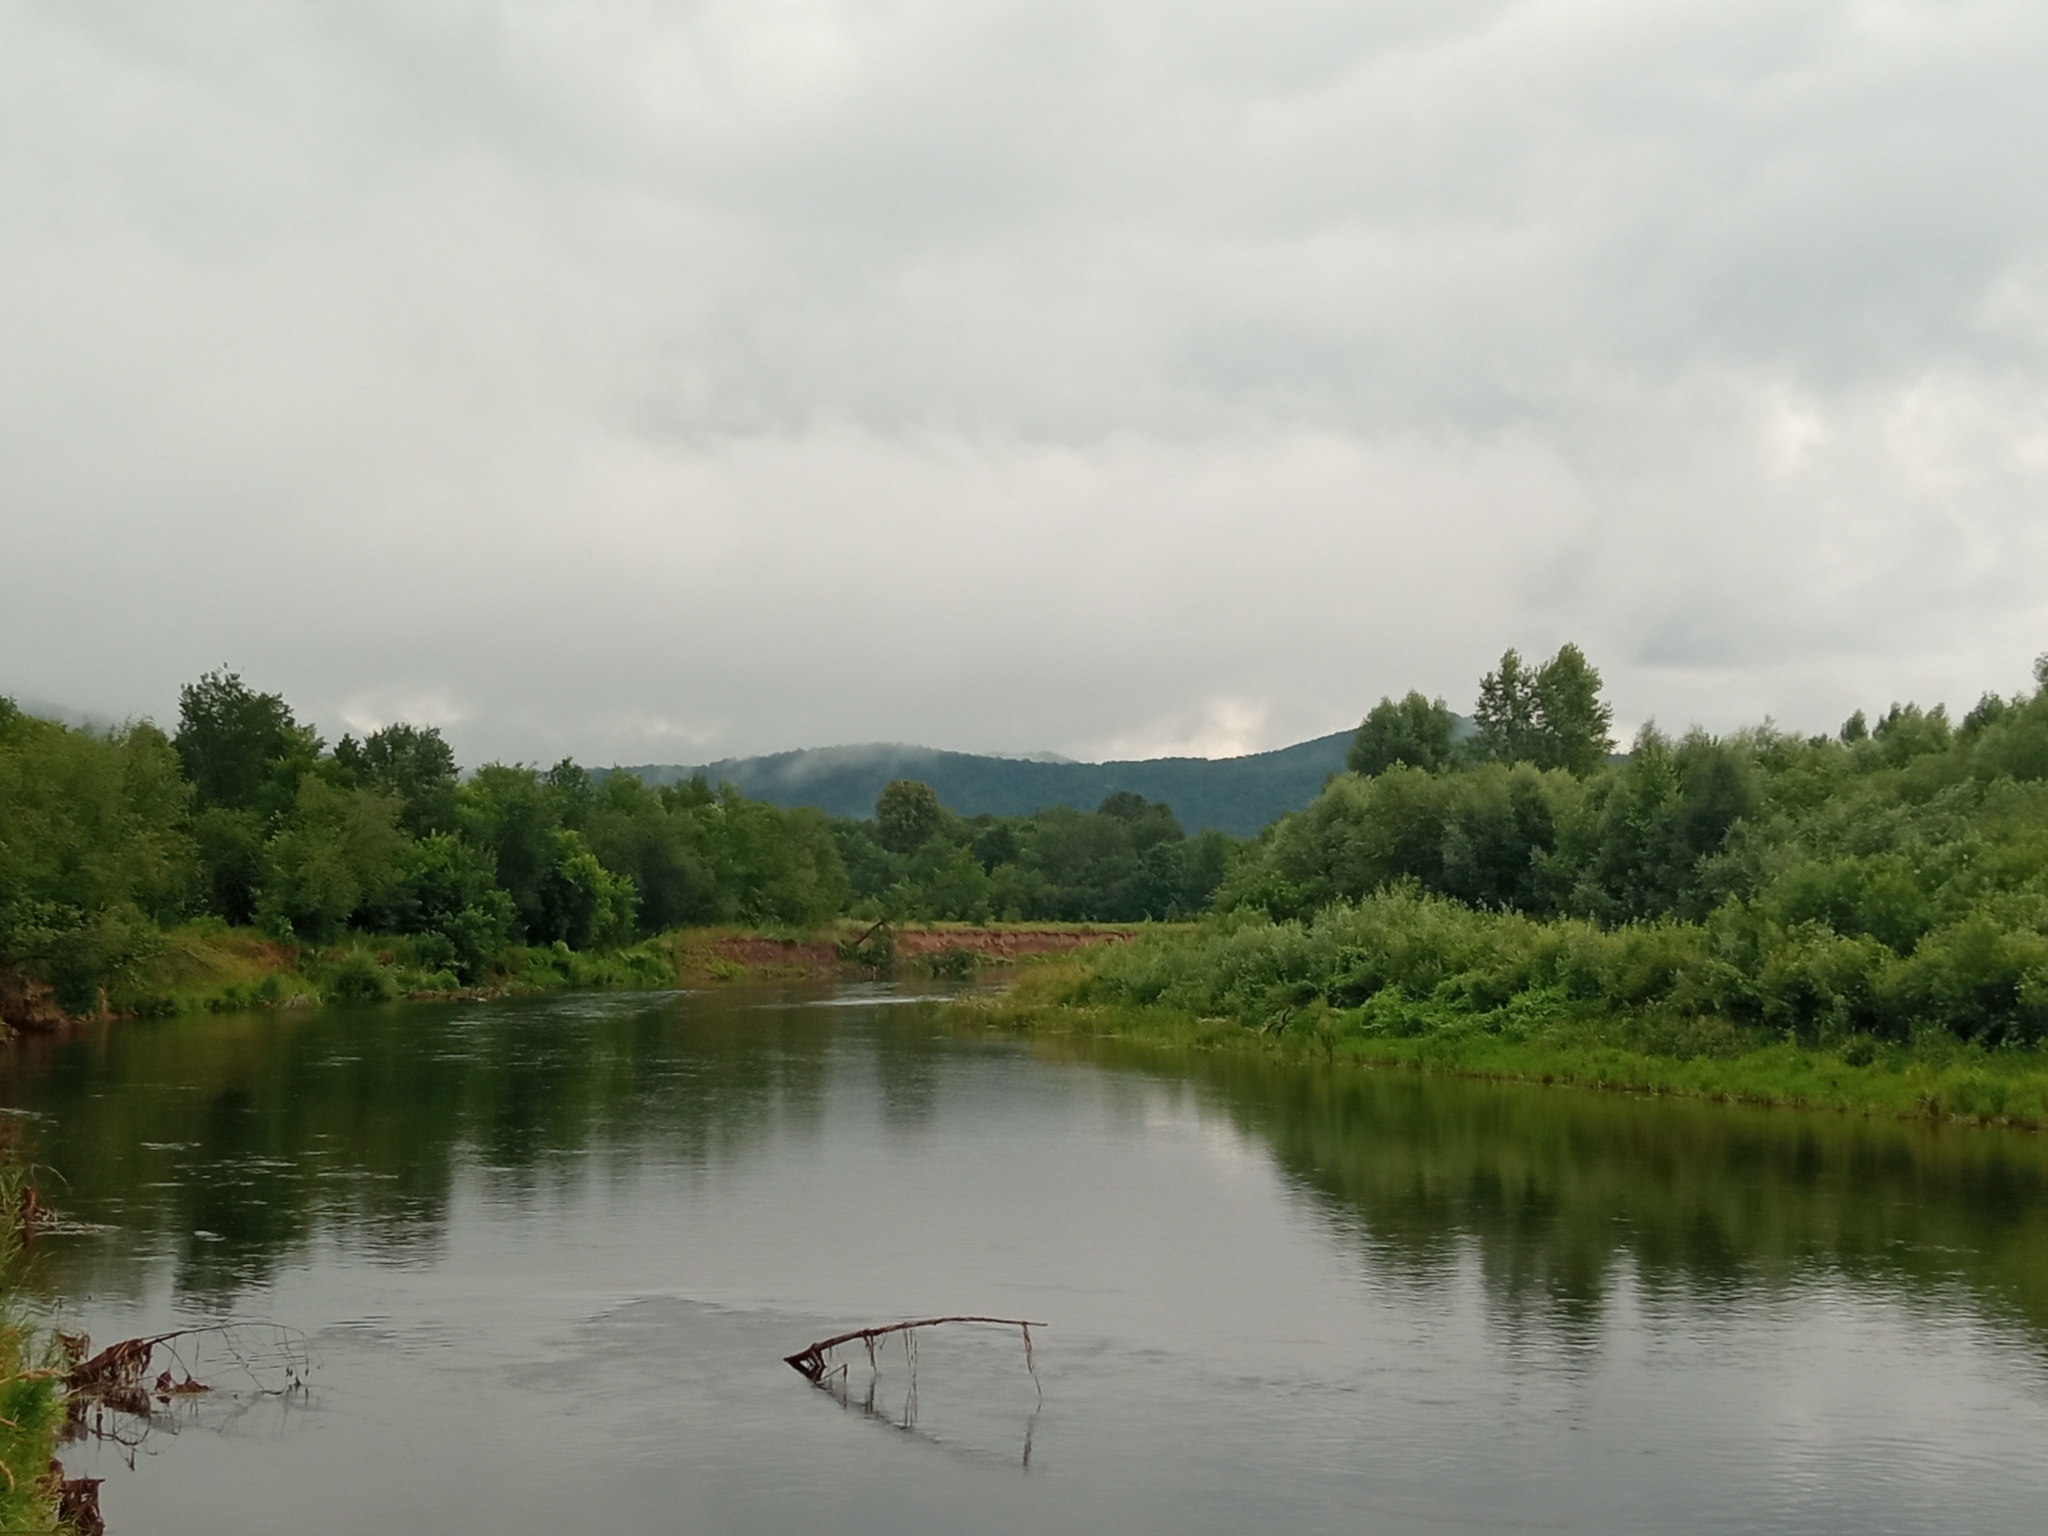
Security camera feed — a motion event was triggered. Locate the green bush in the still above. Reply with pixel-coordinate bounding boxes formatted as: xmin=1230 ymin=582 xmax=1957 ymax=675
xmin=1 ymin=705 xmax=192 ymax=1010
xmin=326 ymin=950 xmax=395 ymax=1006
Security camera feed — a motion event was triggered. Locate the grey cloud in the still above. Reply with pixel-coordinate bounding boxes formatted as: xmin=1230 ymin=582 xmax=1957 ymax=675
xmin=4 ymin=0 xmax=2047 ymax=765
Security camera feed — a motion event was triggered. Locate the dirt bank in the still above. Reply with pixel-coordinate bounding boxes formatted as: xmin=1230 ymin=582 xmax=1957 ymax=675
xmin=683 ymin=924 xmax=1142 ymax=981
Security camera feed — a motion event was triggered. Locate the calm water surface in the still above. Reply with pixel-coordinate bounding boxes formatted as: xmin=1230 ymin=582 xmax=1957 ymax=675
xmin=5 ymin=983 xmax=2048 ymax=1534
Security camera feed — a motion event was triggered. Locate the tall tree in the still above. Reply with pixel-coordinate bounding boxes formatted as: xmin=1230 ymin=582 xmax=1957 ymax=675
xmin=1473 ymin=644 xmax=1613 ymax=775
xmin=1532 ymin=643 xmax=1615 ymax=775
xmin=173 ymin=670 xmax=320 ymax=816
xmin=1473 ymin=650 xmax=1541 ymax=766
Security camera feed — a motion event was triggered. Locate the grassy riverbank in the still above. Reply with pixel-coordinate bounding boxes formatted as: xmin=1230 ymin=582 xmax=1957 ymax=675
xmin=0 ymin=1156 xmax=67 ymax=1533
xmin=960 ymin=915 xmax=2048 ymax=1129
xmin=3 ymin=920 xmax=1147 ymax=1026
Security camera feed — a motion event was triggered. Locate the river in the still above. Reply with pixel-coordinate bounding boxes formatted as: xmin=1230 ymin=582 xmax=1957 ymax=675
xmin=5 ymin=983 xmax=2048 ymax=1533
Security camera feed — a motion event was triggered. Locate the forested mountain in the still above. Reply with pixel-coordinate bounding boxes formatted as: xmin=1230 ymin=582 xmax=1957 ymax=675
xmin=618 ymin=731 xmax=1361 ymax=836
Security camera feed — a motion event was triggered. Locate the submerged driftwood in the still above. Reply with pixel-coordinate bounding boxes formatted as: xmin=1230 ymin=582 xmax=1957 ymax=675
xmin=784 ymin=1315 xmax=1044 ymax=1384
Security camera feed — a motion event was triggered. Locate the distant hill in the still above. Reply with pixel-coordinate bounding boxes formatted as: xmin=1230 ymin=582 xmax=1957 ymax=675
xmin=617 ymin=731 xmax=1361 ymax=837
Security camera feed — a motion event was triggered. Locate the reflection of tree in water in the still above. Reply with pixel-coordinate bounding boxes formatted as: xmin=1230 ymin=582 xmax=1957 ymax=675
xmin=0 ymin=990 xmax=856 ymax=1306
xmin=871 ymin=1011 xmax=944 ymax=1131
xmin=1062 ymin=1036 xmax=2048 ymax=1350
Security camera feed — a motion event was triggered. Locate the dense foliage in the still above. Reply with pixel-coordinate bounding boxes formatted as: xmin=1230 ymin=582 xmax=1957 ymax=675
xmin=1100 ymin=647 xmax=2048 ymax=1050
xmin=12 ymin=642 xmax=2048 ymax=1045
xmin=0 ymin=699 xmax=193 ymax=1012
xmin=0 ymin=674 xmax=862 ymax=1007
xmin=1 ymin=673 xmax=1229 ymax=1012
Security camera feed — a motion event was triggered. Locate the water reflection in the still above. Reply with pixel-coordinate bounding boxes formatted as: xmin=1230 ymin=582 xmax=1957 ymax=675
xmin=1050 ymin=1033 xmax=2048 ymax=1350
xmin=0 ymin=991 xmax=841 ymax=1303
xmin=6 ymin=988 xmax=2048 ymax=1355
xmin=808 ymin=1350 xmax=1044 ymax=1469
xmin=10 ymin=989 xmax=2048 ymax=1535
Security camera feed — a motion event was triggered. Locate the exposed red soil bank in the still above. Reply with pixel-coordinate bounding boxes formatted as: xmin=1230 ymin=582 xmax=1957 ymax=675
xmin=702 ymin=925 xmax=1137 ymax=971
xmin=0 ymin=970 xmax=72 ymax=1032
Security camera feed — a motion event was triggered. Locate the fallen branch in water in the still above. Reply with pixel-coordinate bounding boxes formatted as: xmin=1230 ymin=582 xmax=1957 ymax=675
xmin=784 ymin=1316 xmax=1045 ymax=1384
xmin=61 ymin=1322 xmax=312 ymax=1454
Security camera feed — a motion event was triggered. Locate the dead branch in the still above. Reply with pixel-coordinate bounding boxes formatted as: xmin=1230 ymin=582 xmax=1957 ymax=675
xmin=783 ymin=1315 xmax=1045 ymax=1383
xmin=61 ymin=1321 xmax=312 ymax=1449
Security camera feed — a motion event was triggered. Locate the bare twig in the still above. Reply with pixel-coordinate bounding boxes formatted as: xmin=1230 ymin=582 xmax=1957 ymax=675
xmin=783 ymin=1316 xmax=1047 ymax=1383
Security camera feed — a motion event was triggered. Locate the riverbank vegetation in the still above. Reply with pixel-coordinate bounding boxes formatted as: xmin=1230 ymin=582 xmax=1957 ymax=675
xmin=11 ymin=639 xmax=2048 ymax=1090
xmin=963 ymin=644 xmax=2048 ymax=1126
xmin=0 ymin=675 xmax=1207 ymax=1023
xmin=0 ymin=1151 xmax=68 ymax=1532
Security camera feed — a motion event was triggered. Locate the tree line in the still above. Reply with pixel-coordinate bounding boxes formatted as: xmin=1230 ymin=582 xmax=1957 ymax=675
xmin=0 ymin=671 xmax=1231 ymax=1012
xmin=1127 ymin=645 xmax=2048 ymax=1049
xmin=11 ymin=644 xmax=2048 ymax=1042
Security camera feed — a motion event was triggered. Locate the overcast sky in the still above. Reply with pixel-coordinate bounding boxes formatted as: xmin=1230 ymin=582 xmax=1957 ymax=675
xmin=6 ymin=0 xmax=2047 ymax=766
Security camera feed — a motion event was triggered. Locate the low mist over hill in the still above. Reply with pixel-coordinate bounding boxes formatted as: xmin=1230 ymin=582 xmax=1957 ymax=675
xmin=619 ymin=733 xmax=1357 ymax=836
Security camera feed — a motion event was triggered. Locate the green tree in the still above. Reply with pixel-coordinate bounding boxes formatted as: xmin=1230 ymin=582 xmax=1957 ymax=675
xmin=1473 ymin=644 xmax=1613 ymax=775
xmin=543 ymin=758 xmax=595 ymax=822
xmin=459 ymin=764 xmax=564 ymax=941
xmin=904 ymin=840 xmax=993 ymax=921
xmin=335 ymin=723 xmax=459 ymax=836
xmin=1349 ymin=692 xmax=1457 ymax=776
xmin=1473 ymin=649 xmax=1542 ymax=766
xmin=702 ymin=794 xmax=850 ymax=925
xmin=583 ymin=773 xmax=720 ymax=932
xmin=876 ymin=779 xmax=946 ymax=854
xmin=1532 ymin=643 xmax=1615 ymax=775
xmin=1563 ymin=725 xmax=1758 ymax=923
xmin=0 ymin=707 xmax=194 ymax=1011
xmin=173 ymin=670 xmax=321 ymax=817
xmin=1098 ymin=791 xmax=1185 ymax=851
xmin=361 ymin=834 xmax=514 ymax=982
xmin=532 ymin=830 xmax=638 ymax=949
xmin=253 ymin=779 xmax=409 ymax=942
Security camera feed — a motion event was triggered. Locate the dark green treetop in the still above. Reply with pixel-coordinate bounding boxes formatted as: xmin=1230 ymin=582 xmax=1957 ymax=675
xmin=1097 ymin=791 xmax=1185 ymax=850
xmin=1348 ymin=691 xmax=1457 ymax=776
xmin=875 ymin=778 xmax=946 ymax=854
xmin=334 ymin=722 xmax=459 ymax=837
xmin=174 ymin=669 xmax=322 ymax=816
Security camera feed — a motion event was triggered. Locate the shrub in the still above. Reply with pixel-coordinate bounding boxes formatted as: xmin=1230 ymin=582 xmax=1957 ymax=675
xmin=326 ymin=950 xmax=394 ymax=1006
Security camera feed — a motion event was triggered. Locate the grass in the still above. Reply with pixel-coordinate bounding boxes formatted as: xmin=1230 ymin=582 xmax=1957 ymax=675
xmin=0 ymin=1157 xmax=67 ymax=1533
xmin=94 ymin=920 xmax=685 ymax=1019
xmin=61 ymin=919 xmax=1145 ymax=1020
xmin=957 ymin=960 xmax=2048 ymax=1131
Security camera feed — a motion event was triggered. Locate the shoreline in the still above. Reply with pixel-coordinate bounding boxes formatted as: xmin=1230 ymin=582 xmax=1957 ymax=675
xmin=951 ymin=985 xmax=2048 ymax=1133
xmin=1 ymin=921 xmax=1151 ymax=1031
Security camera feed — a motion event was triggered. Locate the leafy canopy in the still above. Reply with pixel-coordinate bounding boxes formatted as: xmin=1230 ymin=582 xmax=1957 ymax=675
xmin=1349 ymin=692 xmax=1457 ymax=776
xmin=174 ymin=669 xmax=321 ymax=817
xmin=1473 ymin=643 xmax=1614 ymax=775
